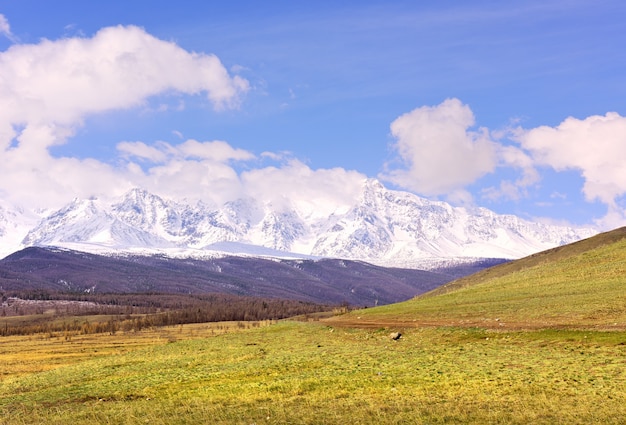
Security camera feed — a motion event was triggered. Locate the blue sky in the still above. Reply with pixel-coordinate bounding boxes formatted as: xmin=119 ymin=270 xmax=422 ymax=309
xmin=1 ymin=1 xmax=625 ymax=228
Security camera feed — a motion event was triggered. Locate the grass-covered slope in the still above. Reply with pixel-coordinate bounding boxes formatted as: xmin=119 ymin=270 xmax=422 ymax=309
xmin=328 ymin=227 xmax=626 ymax=330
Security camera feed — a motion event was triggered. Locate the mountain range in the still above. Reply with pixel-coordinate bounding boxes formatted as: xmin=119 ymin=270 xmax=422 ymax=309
xmin=1 ymin=179 xmax=596 ymax=267
xmin=0 ymin=246 xmax=509 ymax=305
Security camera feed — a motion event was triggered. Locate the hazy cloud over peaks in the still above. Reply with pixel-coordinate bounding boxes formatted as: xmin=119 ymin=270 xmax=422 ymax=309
xmin=241 ymin=160 xmax=366 ymax=217
xmin=381 ymin=98 xmax=497 ymax=197
xmin=115 ymin=140 xmax=365 ymax=217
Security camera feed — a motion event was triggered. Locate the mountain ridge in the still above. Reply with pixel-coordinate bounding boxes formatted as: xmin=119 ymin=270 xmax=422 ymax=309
xmin=1 ymin=179 xmax=596 ymax=266
xmin=0 ymin=246 xmax=499 ymax=305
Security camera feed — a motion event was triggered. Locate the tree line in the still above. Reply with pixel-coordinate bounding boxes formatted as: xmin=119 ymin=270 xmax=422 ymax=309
xmin=0 ymin=290 xmax=338 ymax=336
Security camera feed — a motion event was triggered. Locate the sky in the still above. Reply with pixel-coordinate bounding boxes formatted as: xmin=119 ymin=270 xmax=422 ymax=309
xmin=0 ymin=0 xmax=625 ymax=229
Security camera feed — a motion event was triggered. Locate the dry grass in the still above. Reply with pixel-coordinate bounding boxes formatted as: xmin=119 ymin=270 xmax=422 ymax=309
xmin=1 ymin=321 xmax=625 ymax=424
xmin=0 ymin=321 xmax=269 ymax=380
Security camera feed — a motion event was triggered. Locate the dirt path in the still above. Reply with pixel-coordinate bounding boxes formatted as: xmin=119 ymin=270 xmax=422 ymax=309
xmin=322 ymin=315 xmax=626 ymax=332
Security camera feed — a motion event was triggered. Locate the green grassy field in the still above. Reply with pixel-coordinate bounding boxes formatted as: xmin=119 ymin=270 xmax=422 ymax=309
xmin=1 ymin=321 xmax=625 ymax=424
xmin=1 ymin=228 xmax=626 ymax=424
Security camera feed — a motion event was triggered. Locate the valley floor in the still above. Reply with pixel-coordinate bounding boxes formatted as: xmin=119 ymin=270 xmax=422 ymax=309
xmin=1 ymin=321 xmax=625 ymax=424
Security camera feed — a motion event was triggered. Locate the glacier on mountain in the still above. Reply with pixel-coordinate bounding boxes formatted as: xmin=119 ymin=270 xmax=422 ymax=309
xmin=2 ymin=179 xmax=597 ymax=267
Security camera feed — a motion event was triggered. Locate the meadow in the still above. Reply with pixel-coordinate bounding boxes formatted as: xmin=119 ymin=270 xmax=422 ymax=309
xmin=1 ymin=320 xmax=625 ymax=424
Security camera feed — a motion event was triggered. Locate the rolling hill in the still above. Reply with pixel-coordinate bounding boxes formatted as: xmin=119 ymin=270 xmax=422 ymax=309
xmin=327 ymin=226 xmax=626 ymax=329
xmin=0 ymin=246 xmax=504 ymax=306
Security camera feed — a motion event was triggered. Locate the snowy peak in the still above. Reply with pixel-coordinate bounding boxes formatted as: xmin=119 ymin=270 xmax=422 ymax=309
xmin=311 ymin=180 xmax=597 ymax=263
xmin=0 ymin=202 xmax=41 ymax=259
xmin=10 ymin=182 xmax=597 ymax=267
xmin=112 ymin=189 xmax=183 ymax=239
xmin=22 ymin=197 xmax=112 ymax=246
xmin=22 ymin=195 xmax=174 ymax=249
xmin=255 ymin=209 xmax=306 ymax=251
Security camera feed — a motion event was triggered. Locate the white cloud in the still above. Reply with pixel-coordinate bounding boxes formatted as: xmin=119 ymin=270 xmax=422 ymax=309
xmin=380 ymin=98 xmax=497 ymax=198
xmin=117 ymin=141 xmax=170 ymax=163
xmin=0 ymin=25 xmax=248 ymax=129
xmin=178 ymin=140 xmax=255 ymax=162
xmin=117 ymin=139 xmax=255 ymax=164
xmin=241 ymin=160 xmax=365 ymax=216
xmin=260 ymin=151 xmax=284 ymax=161
xmin=116 ymin=138 xmax=366 ymax=216
xmin=0 ymin=14 xmax=15 ymax=42
xmin=482 ymin=145 xmax=540 ymax=202
xmin=2 ymin=18 xmax=621 ymax=232
xmin=481 ymin=181 xmax=521 ymax=203
xmin=515 ymin=112 xmax=626 ymax=227
xmin=1 ymin=140 xmax=131 ymax=209
xmin=138 ymin=157 xmax=245 ymax=205
xmin=0 ymin=22 xmax=364 ymax=215
xmin=0 ymin=25 xmax=249 ymax=209
xmin=113 ymin=139 xmax=255 ymax=205
xmin=381 ymin=100 xmax=626 ymax=228
xmin=379 ymin=99 xmax=545 ymax=206
xmin=113 ymin=141 xmax=366 ymax=216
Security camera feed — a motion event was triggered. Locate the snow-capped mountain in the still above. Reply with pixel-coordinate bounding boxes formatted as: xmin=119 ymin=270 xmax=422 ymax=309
xmin=3 ymin=179 xmax=597 ymax=267
xmin=0 ymin=201 xmax=42 ymax=259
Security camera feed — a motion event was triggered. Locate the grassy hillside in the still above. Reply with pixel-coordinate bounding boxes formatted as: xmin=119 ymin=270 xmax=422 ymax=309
xmin=328 ymin=227 xmax=626 ymax=329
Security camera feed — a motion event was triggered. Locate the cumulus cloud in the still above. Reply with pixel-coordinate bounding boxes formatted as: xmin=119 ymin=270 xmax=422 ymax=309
xmin=0 ymin=25 xmax=249 ymax=209
xmin=380 ymin=99 xmax=626 ymax=228
xmin=380 ymin=98 xmax=498 ymax=198
xmin=380 ymin=99 xmax=542 ymax=205
xmin=3 ymin=19 xmax=622 ymax=231
xmin=0 ymin=22 xmax=367 ymax=216
xmin=1 ymin=139 xmax=131 ymax=209
xmin=0 ymin=25 xmax=248 ymax=129
xmin=514 ymin=112 xmax=626 ymax=227
xmin=134 ymin=155 xmax=246 ymax=205
xmin=114 ymin=139 xmax=254 ymax=205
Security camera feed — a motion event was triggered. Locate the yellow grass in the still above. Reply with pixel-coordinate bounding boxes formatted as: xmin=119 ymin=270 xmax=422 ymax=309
xmin=1 ymin=321 xmax=625 ymax=424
